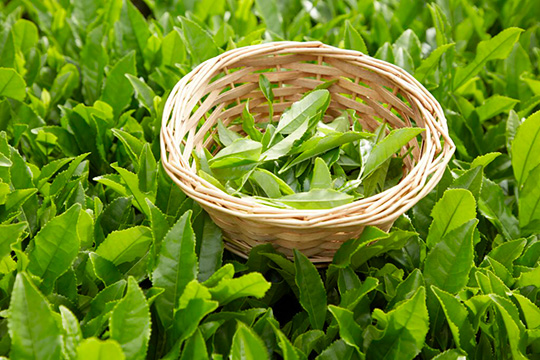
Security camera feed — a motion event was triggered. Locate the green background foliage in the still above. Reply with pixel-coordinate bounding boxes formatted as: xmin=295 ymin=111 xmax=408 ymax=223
xmin=0 ymin=0 xmax=539 ymax=359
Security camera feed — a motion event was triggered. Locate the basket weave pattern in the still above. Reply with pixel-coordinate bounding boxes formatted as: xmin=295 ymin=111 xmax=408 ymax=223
xmin=161 ymin=41 xmax=455 ymax=263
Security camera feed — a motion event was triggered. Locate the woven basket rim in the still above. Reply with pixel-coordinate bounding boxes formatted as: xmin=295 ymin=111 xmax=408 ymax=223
xmin=161 ymin=41 xmax=455 ymax=225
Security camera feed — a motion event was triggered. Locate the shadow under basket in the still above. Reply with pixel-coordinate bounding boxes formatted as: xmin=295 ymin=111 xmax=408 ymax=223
xmin=161 ymin=41 xmax=455 ymax=264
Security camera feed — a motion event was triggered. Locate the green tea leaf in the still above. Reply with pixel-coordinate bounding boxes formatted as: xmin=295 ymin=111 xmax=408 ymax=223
xmin=519 ymin=163 xmax=540 ymax=232
xmin=454 ymin=28 xmax=523 ymax=90
xmin=488 ymin=238 xmax=526 ymax=270
xmin=80 ymin=26 xmax=107 ymax=104
xmin=276 ymin=90 xmax=330 ymax=135
xmin=242 ymin=103 xmax=263 ymax=141
xmin=137 ymin=143 xmax=157 ymax=194
xmin=119 ymin=0 xmax=150 ymax=57
xmin=111 ymin=164 xmax=152 ymax=217
xmin=254 ymin=0 xmax=283 ymax=37
xmin=95 ymin=226 xmax=152 ymax=266
xmin=179 ymin=329 xmax=207 ymax=360
xmin=512 ymin=293 xmax=540 ymax=329
xmin=60 ymin=306 xmax=83 ymax=360
xmin=512 ymin=110 xmax=540 ymax=187
xmin=344 ymin=20 xmax=367 ymax=54
xmin=294 ymin=249 xmax=327 ymax=330
xmin=432 ymin=286 xmax=476 ymax=355
xmin=0 ymin=68 xmax=26 ymax=101
xmin=110 ymin=277 xmax=151 ymax=360
xmin=277 ymin=189 xmax=353 ymax=210
xmin=28 ymin=204 xmax=81 ymax=294
xmin=172 ymin=281 xmax=218 ymax=342
xmin=209 ymin=138 xmax=262 ymax=179
xmin=415 ymin=43 xmax=455 ymax=82
xmin=317 ymin=340 xmax=356 ymax=360
xmin=476 ymin=95 xmax=519 ymax=123
xmin=180 ymin=16 xmax=220 ymax=65
xmin=198 ymin=213 xmax=224 ymax=282
xmin=153 ymin=210 xmax=197 ymax=329
xmin=161 ymin=29 xmax=185 ymax=68
xmin=424 ymin=220 xmax=477 ymax=294
xmin=311 ymin=157 xmax=332 ymax=189
xmin=328 ymin=305 xmax=362 ymax=351
xmin=362 ymin=128 xmax=423 ymax=179
xmin=281 ymin=131 xmax=371 ymax=172
xmin=101 ymin=51 xmax=137 ymax=118
xmin=489 ymin=295 xmax=528 ymax=360
xmin=270 ymin=323 xmax=301 ymax=360
xmin=0 ymin=222 xmax=26 ymax=259
xmin=76 ymin=338 xmax=125 ymax=360
xmin=8 ymin=272 xmax=62 ymax=360
xmin=261 ymin=120 xmax=309 ymax=161
xmin=217 ymin=120 xmax=242 ymax=146
xmin=231 ymin=322 xmax=269 ymax=360
xmin=12 ymin=19 xmax=38 ymax=53
xmin=426 ymin=189 xmax=476 ymax=248
xmin=209 ymin=272 xmax=270 ymax=305
xmin=125 ymin=74 xmax=156 ymax=113
xmin=366 ymin=287 xmax=428 ymax=360
xmin=250 ymin=169 xmax=281 ymax=198
xmin=89 ymin=252 xmax=123 ymax=287
xmin=259 ymin=74 xmax=274 ymax=103
xmin=479 ymin=178 xmax=520 ymax=239
xmin=387 ymin=269 xmax=424 ymax=310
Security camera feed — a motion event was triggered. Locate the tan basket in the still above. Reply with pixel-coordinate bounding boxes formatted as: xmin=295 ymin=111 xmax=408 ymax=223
xmin=160 ymin=41 xmax=455 ymax=264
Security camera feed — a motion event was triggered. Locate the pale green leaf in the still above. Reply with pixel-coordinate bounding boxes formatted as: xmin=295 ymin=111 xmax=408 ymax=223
xmin=344 ymin=20 xmax=367 ymax=54
xmin=294 ymin=249 xmax=327 ymax=330
xmin=0 ymin=68 xmax=26 ymax=101
xmin=328 ymin=305 xmax=362 ymax=350
xmin=426 ymin=189 xmax=476 ymax=248
xmin=76 ymin=338 xmax=125 ymax=360
xmin=424 ymin=220 xmax=477 ymax=294
xmin=362 ymin=128 xmax=424 ymax=179
xmin=209 ymin=272 xmax=270 ymax=305
xmin=60 ymin=306 xmax=83 ymax=360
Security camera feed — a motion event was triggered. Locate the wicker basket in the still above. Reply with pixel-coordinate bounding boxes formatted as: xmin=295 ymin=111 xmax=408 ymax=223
xmin=160 ymin=41 xmax=454 ymax=264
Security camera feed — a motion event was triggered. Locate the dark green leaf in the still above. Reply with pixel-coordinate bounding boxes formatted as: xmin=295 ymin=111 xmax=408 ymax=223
xmin=294 ymin=249 xmax=327 ymax=330
xmin=152 ymin=210 xmax=197 ymax=329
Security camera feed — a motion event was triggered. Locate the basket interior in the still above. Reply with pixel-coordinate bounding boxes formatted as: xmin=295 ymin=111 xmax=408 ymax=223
xmin=173 ymin=52 xmax=429 ymax=176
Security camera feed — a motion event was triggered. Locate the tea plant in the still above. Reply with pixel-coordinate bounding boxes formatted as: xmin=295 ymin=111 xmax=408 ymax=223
xmin=0 ymin=0 xmax=538 ymax=359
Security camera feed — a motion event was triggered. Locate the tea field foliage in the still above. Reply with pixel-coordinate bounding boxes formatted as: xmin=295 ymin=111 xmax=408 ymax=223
xmin=0 ymin=0 xmax=539 ymax=359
